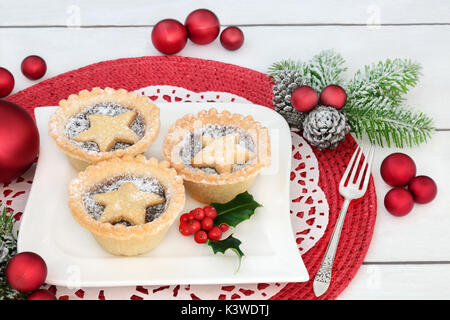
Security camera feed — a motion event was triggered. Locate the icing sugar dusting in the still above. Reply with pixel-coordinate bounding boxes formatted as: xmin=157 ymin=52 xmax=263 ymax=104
xmin=65 ymin=103 xmax=146 ymax=152
xmin=83 ymin=175 xmax=168 ymax=226
xmin=177 ymin=124 xmax=255 ymax=174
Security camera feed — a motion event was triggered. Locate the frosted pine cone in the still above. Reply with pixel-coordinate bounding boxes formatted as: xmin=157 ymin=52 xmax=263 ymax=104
xmin=272 ymin=69 xmax=307 ymax=129
xmin=303 ymin=106 xmax=350 ymax=149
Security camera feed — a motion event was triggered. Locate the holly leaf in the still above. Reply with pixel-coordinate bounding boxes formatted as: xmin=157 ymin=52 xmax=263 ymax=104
xmin=207 ymin=235 xmax=244 ymax=272
xmin=211 ymin=192 xmax=262 ymax=227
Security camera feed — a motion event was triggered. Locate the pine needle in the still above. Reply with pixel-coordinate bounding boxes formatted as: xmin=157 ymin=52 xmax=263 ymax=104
xmin=267 ymin=49 xmax=347 ymax=91
xmin=345 ymin=97 xmax=434 ymax=148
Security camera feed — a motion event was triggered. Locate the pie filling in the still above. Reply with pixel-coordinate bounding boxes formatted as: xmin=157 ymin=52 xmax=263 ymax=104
xmin=177 ymin=124 xmax=256 ymax=174
xmin=83 ymin=175 xmax=168 ymax=226
xmin=65 ymin=103 xmax=146 ymax=152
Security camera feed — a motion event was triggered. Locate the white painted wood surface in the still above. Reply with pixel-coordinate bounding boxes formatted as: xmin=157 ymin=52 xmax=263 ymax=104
xmin=0 ymin=0 xmax=449 ymax=299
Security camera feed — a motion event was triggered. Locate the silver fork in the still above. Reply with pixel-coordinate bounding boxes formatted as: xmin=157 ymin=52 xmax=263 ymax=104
xmin=313 ymin=145 xmax=375 ymax=297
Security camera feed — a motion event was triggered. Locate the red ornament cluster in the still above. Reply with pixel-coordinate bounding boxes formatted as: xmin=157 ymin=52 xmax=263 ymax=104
xmin=151 ymin=8 xmax=244 ymax=55
xmin=0 ymin=55 xmax=46 ymax=98
xmin=380 ymin=152 xmax=437 ymax=216
xmin=291 ymin=84 xmax=347 ymax=113
xmin=179 ymin=205 xmax=229 ymax=243
xmin=5 ymin=251 xmax=56 ymax=300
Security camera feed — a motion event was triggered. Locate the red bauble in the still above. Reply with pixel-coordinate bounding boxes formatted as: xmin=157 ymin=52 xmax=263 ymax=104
xmin=6 ymin=252 xmax=47 ymax=292
xmin=0 ymin=67 xmax=15 ymax=98
xmin=220 ymin=26 xmax=244 ymax=51
xmin=0 ymin=100 xmax=40 ymax=183
xmin=380 ymin=153 xmax=416 ymax=187
xmin=21 ymin=55 xmax=47 ymax=80
xmin=408 ymin=175 xmax=437 ymax=204
xmin=291 ymin=85 xmax=319 ymax=112
xmin=27 ymin=289 xmax=56 ymax=300
xmin=384 ymin=187 xmax=414 ymax=216
xmin=319 ymin=84 xmax=347 ymax=109
xmin=185 ymin=9 xmax=220 ymax=44
xmin=151 ymin=19 xmax=188 ymax=54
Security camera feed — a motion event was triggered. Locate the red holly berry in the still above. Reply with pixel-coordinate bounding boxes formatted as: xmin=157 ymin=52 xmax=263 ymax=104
xmin=201 ymin=217 xmax=214 ymax=231
xmin=187 ymin=219 xmax=201 ymax=234
xmin=194 ymin=230 xmax=208 ymax=244
xmin=203 ymin=206 xmax=217 ymax=220
xmin=219 ymin=224 xmax=229 ymax=232
xmin=208 ymin=226 xmax=222 ymax=241
xmin=179 ymin=222 xmax=192 ymax=236
xmin=179 ymin=213 xmax=192 ymax=224
xmin=192 ymin=208 xmax=205 ymax=220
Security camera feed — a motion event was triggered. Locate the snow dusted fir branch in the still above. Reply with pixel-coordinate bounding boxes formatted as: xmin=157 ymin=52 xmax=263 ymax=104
xmin=344 ymin=59 xmax=433 ymax=147
xmin=0 ymin=205 xmax=26 ymax=300
xmin=268 ymin=49 xmax=347 ymax=92
xmin=268 ymin=50 xmax=434 ymax=148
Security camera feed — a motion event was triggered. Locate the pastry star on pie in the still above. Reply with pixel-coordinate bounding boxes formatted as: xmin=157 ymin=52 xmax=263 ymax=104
xmin=94 ymin=182 xmax=164 ymax=225
xmin=73 ymin=111 xmax=140 ymax=152
xmin=191 ymin=133 xmax=255 ymax=174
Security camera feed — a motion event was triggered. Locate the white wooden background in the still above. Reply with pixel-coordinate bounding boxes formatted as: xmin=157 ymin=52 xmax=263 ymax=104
xmin=1 ymin=0 xmax=450 ymax=299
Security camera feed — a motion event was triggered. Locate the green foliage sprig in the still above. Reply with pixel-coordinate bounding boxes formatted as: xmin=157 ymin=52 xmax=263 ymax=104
xmin=0 ymin=204 xmax=26 ymax=300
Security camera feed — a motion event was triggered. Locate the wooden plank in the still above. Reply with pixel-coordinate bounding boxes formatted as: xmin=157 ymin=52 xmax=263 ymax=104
xmin=339 ymin=263 xmax=450 ymax=299
xmin=1 ymin=25 xmax=449 ymax=128
xmin=0 ymin=0 xmax=450 ymax=27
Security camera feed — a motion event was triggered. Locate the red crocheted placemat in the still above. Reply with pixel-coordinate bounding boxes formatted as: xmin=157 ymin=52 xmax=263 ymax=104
xmin=7 ymin=55 xmax=376 ymax=300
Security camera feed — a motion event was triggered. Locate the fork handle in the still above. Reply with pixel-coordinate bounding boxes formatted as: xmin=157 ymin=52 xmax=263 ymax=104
xmin=313 ymin=198 xmax=351 ymax=297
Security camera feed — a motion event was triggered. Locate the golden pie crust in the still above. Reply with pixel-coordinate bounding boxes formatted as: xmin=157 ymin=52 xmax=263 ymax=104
xmin=68 ymin=155 xmax=185 ymax=256
xmin=49 ymin=87 xmax=160 ymax=170
xmin=162 ymin=108 xmax=271 ymax=203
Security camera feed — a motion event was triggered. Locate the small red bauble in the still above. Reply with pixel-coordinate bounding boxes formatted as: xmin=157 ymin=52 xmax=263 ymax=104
xmin=151 ymin=19 xmax=188 ymax=54
xmin=380 ymin=153 xmax=416 ymax=187
xmin=185 ymin=9 xmax=220 ymax=44
xmin=384 ymin=187 xmax=414 ymax=216
xmin=27 ymin=289 xmax=57 ymax=300
xmin=0 ymin=100 xmax=40 ymax=183
xmin=0 ymin=67 xmax=15 ymax=98
xmin=319 ymin=84 xmax=347 ymax=109
xmin=291 ymin=85 xmax=319 ymax=112
xmin=21 ymin=55 xmax=47 ymax=80
xmin=6 ymin=252 xmax=47 ymax=292
xmin=408 ymin=175 xmax=437 ymax=204
xmin=220 ymin=26 xmax=244 ymax=51
xmin=219 ymin=223 xmax=229 ymax=232
xmin=194 ymin=230 xmax=208 ymax=244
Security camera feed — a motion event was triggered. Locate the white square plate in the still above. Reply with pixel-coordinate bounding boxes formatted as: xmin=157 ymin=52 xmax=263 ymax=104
xmin=18 ymin=103 xmax=309 ymax=287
